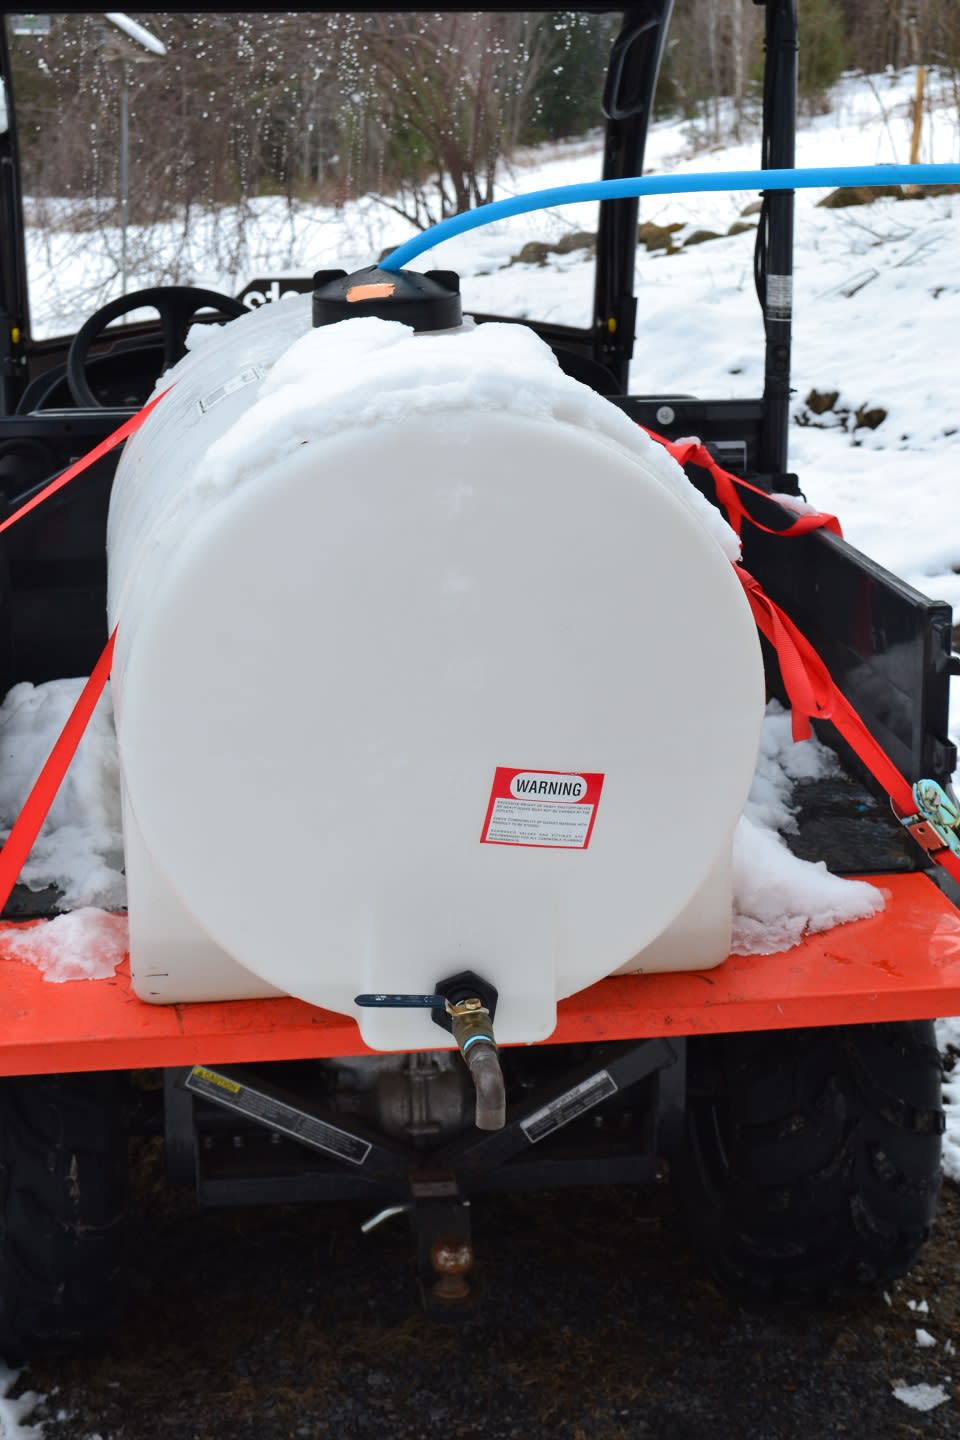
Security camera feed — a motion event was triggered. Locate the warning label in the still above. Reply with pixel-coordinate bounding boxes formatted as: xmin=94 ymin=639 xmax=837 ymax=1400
xmin=480 ymin=767 xmax=604 ymax=850
xmin=520 ymin=1070 xmax=618 ymax=1143
xmin=185 ymin=1065 xmax=372 ymax=1166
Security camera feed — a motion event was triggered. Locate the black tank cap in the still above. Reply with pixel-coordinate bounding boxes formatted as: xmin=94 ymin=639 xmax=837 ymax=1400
xmin=312 ymin=265 xmax=462 ymax=332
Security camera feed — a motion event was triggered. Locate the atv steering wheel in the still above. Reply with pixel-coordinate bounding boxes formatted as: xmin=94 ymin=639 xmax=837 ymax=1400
xmin=66 ymin=285 xmax=248 ymax=408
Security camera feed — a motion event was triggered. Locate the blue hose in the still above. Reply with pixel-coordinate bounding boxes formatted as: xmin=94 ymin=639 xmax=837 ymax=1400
xmin=379 ymin=164 xmax=960 ymax=272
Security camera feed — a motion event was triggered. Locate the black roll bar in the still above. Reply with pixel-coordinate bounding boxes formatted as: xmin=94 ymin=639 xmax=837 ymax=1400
xmin=756 ymin=0 xmax=798 ymax=475
xmin=593 ymin=0 xmax=675 ymax=391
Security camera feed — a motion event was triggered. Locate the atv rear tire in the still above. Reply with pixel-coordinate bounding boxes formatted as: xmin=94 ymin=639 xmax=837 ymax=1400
xmin=676 ymin=1022 xmax=943 ymax=1299
xmin=0 ymin=1071 xmax=127 ymax=1355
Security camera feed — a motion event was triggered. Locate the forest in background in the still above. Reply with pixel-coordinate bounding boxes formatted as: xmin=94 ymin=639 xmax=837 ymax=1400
xmin=8 ymin=2 xmax=960 ymax=234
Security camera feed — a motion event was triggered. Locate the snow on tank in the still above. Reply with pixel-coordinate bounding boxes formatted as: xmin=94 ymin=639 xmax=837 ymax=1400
xmin=107 ymin=297 xmax=765 ymax=1051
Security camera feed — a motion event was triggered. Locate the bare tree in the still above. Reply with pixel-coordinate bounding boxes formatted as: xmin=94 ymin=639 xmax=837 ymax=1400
xmin=658 ymin=1 xmax=764 ymax=143
xmin=334 ymin=12 xmax=556 ymax=229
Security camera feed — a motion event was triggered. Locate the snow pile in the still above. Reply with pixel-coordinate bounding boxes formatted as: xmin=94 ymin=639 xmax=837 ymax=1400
xmin=732 ymin=703 xmax=885 ymax=955
xmin=201 ymin=316 xmax=741 ymax=563
xmin=731 ymin=819 xmax=883 ymax=954
xmin=0 ymin=1364 xmax=44 ymax=1439
xmin=2 ymin=909 xmax=127 ymax=982
xmin=891 ymin=1381 xmax=950 ymax=1412
xmin=0 ymin=679 xmax=125 ymax=909
xmin=936 ymin=1016 xmax=960 ymax=1181
xmin=743 ymin=702 xmax=837 ymax=830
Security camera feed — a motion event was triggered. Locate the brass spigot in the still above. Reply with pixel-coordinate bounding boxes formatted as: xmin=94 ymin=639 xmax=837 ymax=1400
xmin=354 ymin=975 xmax=505 ymax=1131
xmin=446 ymin=997 xmax=505 ymax=1131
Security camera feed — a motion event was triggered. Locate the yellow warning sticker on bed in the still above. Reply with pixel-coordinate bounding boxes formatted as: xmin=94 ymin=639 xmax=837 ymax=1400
xmin=190 ymin=1065 xmax=241 ymax=1094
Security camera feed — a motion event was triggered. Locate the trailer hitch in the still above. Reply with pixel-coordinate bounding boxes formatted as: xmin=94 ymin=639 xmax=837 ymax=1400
xmin=355 ymin=971 xmax=505 ymax=1131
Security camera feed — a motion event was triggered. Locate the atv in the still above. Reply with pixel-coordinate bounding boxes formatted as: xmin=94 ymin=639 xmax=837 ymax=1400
xmin=0 ymin=0 xmax=955 ymax=1352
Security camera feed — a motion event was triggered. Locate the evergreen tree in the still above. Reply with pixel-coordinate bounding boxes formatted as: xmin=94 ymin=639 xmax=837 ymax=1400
xmin=798 ymin=0 xmax=850 ymax=112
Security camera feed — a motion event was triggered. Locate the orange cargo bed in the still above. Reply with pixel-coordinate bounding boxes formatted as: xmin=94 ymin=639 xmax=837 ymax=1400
xmin=0 ymin=872 xmax=958 ymax=1077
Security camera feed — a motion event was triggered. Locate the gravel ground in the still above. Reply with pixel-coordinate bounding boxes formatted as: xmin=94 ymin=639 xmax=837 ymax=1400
xmin=16 ymin=1153 xmax=960 ymax=1440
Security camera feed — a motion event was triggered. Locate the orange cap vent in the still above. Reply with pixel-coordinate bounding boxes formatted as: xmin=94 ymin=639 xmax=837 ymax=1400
xmin=346 ymin=282 xmax=397 ymax=303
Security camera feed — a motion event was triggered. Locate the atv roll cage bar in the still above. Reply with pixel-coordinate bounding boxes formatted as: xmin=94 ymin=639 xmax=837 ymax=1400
xmin=594 ymin=0 xmax=799 ymax=484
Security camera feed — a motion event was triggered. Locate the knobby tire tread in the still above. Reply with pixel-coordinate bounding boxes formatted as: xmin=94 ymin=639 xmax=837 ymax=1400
xmin=0 ymin=1072 xmax=127 ymax=1356
xmin=677 ymin=1022 xmax=943 ymax=1299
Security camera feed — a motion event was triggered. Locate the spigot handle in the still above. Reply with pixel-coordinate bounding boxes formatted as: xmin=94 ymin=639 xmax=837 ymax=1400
xmin=354 ymin=993 xmax=447 ymax=1010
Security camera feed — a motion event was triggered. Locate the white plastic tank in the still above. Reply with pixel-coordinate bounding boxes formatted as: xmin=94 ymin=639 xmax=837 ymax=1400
xmin=107 ymin=291 xmax=765 ymax=1051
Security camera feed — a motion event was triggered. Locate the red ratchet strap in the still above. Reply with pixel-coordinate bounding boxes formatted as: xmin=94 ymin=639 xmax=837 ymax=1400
xmin=0 ymin=629 xmax=117 ymax=910
xmin=644 ymin=420 xmax=960 ymax=885
xmin=737 ymin=567 xmax=960 ymax=887
xmin=0 ymin=386 xmax=169 ymax=537
xmin=644 ymin=427 xmax=843 ymax=541
xmin=0 ymin=391 xmax=167 ymax=915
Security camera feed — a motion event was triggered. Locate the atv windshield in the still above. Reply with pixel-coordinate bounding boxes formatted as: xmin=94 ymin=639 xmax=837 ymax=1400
xmin=7 ymin=11 xmax=608 ymax=341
